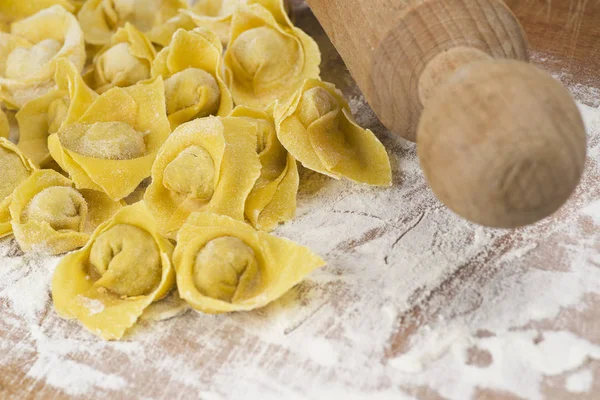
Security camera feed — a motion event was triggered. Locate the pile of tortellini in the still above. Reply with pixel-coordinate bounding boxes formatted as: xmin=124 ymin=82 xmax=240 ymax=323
xmin=0 ymin=0 xmax=392 ymax=340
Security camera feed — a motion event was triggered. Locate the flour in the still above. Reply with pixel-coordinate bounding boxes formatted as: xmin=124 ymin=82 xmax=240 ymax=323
xmin=566 ymin=369 xmax=593 ymax=393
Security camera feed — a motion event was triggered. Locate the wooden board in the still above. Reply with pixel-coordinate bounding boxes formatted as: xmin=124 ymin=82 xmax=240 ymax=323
xmin=1 ymin=1 xmax=600 ymax=399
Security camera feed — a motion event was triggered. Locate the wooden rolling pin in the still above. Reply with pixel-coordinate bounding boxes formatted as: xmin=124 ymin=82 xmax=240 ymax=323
xmin=305 ymin=0 xmax=587 ymax=228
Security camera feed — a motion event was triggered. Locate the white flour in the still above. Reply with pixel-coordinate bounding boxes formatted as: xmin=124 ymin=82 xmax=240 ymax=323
xmin=1 ymin=8 xmax=600 ymax=400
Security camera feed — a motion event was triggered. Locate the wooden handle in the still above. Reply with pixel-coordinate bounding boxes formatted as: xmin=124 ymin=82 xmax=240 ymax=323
xmin=306 ymin=0 xmax=587 ymax=228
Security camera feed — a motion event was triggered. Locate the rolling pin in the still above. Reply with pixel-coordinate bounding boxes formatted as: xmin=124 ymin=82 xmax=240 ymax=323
xmin=305 ymin=0 xmax=587 ymax=228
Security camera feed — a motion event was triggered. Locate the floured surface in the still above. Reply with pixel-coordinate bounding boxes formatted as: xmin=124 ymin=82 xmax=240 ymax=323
xmin=2 ymin=2 xmax=600 ymax=399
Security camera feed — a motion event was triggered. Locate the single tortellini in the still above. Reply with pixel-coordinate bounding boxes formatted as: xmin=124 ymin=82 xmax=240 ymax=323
xmin=52 ymin=202 xmax=175 ymax=340
xmin=0 ymin=107 xmax=9 ymax=139
xmin=182 ymin=0 xmax=246 ymax=45
xmin=16 ymin=59 xmax=97 ymax=166
xmin=229 ymin=106 xmax=298 ymax=231
xmin=9 ymin=169 xmax=122 ymax=254
xmin=224 ymin=0 xmax=320 ymax=108
xmin=0 ymin=1 xmax=77 ymax=24
xmin=0 ymin=138 xmax=37 ymax=238
xmin=275 ymin=79 xmax=392 ymax=186
xmin=0 ymin=5 xmax=86 ymax=108
xmin=144 ymin=116 xmax=261 ymax=238
xmin=78 ymin=0 xmax=189 ymax=46
xmin=48 ymin=76 xmax=171 ymax=201
xmin=152 ymin=28 xmax=232 ymax=130
xmin=175 ymin=212 xmax=325 ymax=313
xmin=84 ymin=23 xmax=156 ymax=94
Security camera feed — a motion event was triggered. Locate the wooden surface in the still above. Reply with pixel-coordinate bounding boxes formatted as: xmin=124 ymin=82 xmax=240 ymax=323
xmin=1 ymin=1 xmax=600 ymax=399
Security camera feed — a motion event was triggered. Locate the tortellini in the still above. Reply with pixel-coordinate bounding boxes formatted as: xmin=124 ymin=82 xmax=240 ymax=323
xmin=48 ymin=76 xmax=171 ymax=201
xmin=78 ymin=0 xmax=189 ymax=45
xmin=16 ymin=59 xmax=97 ymax=166
xmin=275 ymin=79 xmax=392 ymax=186
xmin=183 ymin=0 xmax=246 ymax=45
xmin=152 ymin=28 xmax=232 ymax=130
xmin=0 ymin=138 xmax=37 ymax=238
xmin=230 ymin=106 xmax=298 ymax=231
xmin=0 ymin=5 xmax=86 ymax=108
xmin=144 ymin=116 xmax=261 ymax=237
xmin=0 ymin=1 xmax=77 ymax=24
xmin=175 ymin=212 xmax=325 ymax=313
xmin=84 ymin=23 xmax=156 ymax=93
xmin=9 ymin=169 xmax=122 ymax=254
xmin=224 ymin=0 xmax=320 ymax=108
xmin=52 ymin=202 xmax=175 ymax=340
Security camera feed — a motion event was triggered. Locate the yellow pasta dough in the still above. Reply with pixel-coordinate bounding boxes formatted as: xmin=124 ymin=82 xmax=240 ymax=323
xmin=144 ymin=116 xmax=261 ymax=237
xmin=224 ymin=0 xmax=320 ymax=108
xmin=274 ymin=79 xmax=392 ymax=186
xmin=9 ymin=169 xmax=122 ymax=254
xmin=182 ymin=0 xmax=246 ymax=45
xmin=0 ymin=1 xmax=77 ymax=23
xmin=16 ymin=59 xmax=97 ymax=166
xmin=0 ymin=5 xmax=86 ymax=108
xmin=77 ymin=0 xmax=189 ymax=45
xmin=152 ymin=28 xmax=232 ymax=130
xmin=48 ymin=76 xmax=171 ymax=201
xmin=0 ymin=108 xmax=9 ymax=139
xmin=147 ymin=12 xmax=197 ymax=48
xmin=52 ymin=201 xmax=175 ymax=340
xmin=229 ymin=106 xmax=298 ymax=231
xmin=175 ymin=212 xmax=325 ymax=313
xmin=0 ymin=138 xmax=37 ymax=238
xmin=84 ymin=23 xmax=156 ymax=93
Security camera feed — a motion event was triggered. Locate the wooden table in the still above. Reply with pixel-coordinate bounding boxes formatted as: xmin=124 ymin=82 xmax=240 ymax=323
xmin=1 ymin=1 xmax=599 ymax=399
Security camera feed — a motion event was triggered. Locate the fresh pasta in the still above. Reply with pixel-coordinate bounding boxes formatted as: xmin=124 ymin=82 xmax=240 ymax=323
xmin=52 ymin=202 xmax=175 ymax=340
xmin=9 ymin=169 xmax=122 ymax=254
xmin=48 ymin=76 xmax=171 ymax=201
xmin=0 ymin=5 xmax=85 ymax=108
xmin=175 ymin=212 xmax=325 ymax=313
xmin=274 ymin=79 xmax=392 ymax=186
xmin=151 ymin=28 xmax=232 ymax=130
xmin=224 ymin=0 xmax=320 ymax=108
xmin=144 ymin=115 xmax=261 ymax=237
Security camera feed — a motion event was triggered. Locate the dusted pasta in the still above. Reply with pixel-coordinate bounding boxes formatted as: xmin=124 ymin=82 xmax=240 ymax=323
xmin=183 ymin=0 xmax=246 ymax=45
xmin=230 ymin=106 xmax=298 ymax=231
xmin=52 ymin=202 xmax=175 ymax=340
xmin=78 ymin=0 xmax=189 ymax=45
xmin=152 ymin=28 xmax=232 ymax=130
xmin=48 ymin=76 xmax=171 ymax=201
xmin=84 ymin=23 xmax=155 ymax=93
xmin=0 ymin=0 xmax=77 ymax=24
xmin=0 ymin=138 xmax=37 ymax=238
xmin=144 ymin=116 xmax=261 ymax=237
xmin=274 ymin=79 xmax=392 ymax=186
xmin=0 ymin=5 xmax=86 ymax=108
xmin=16 ymin=59 xmax=97 ymax=166
xmin=175 ymin=212 xmax=325 ymax=313
xmin=224 ymin=0 xmax=320 ymax=108
xmin=9 ymin=169 xmax=122 ymax=254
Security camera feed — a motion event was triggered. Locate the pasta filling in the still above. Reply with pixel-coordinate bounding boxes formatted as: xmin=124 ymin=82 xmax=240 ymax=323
xmin=88 ymin=224 xmax=162 ymax=297
xmin=4 ymin=39 xmax=62 ymax=79
xmin=229 ymin=26 xmax=299 ymax=89
xmin=60 ymin=122 xmax=147 ymax=160
xmin=297 ymin=86 xmax=340 ymax=127
xmin=192 ymin=236 xmax=261 ymax=303
xmin=164 ymin=68 xmax=220 ymax=118
xmin=0 ymin=147 xmax=31 ymax=200
xmin=23 ymin=186 xmax=88 ymax=232
xmin=162 ymin=146 xmax=215 ymax=200
xmin=96 ymin=42 xmax=150 ymax=86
